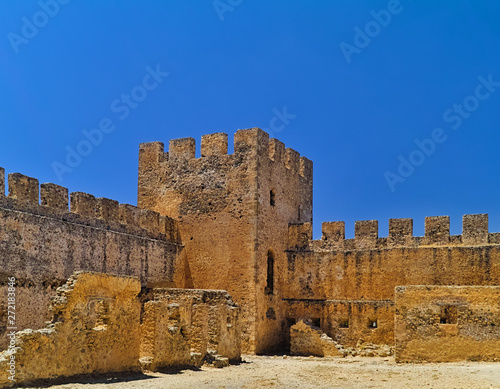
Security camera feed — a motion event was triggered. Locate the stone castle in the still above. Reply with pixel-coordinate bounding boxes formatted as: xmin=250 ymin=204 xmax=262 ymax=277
xmin=0 ymin=128 xmax=499 ymax=385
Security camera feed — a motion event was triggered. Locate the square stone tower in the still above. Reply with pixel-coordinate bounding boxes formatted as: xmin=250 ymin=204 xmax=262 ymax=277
xmin=138 ymin=128 xmax=312 ymax=353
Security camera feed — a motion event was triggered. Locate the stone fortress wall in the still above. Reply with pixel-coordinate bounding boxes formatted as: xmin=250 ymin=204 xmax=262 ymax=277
xmin=285 ymin=216 xmax=500 ymax=348
xmin=394 ymin=285 xmax=500 ymax=362
xmin=0 ymin=168 xmax=184 ymax=349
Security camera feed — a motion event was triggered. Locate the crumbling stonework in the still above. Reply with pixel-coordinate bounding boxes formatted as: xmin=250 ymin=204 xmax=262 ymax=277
xmin=140 ymin=288 xmax=240 ymax=370
xmin=290 ymin=320 xmax=339 ymax=357
xmin=289 ymin=320 xmax=393 ymax=358
xmin=0 ymin=272 xmax=142 ymax=387
xmin=395 ymin=285 xmax=500 ymax=362
xmin=0 ymin=272 xmax=241 ymax=387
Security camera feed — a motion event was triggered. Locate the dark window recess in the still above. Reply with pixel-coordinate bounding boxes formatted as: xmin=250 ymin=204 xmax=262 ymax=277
xmin=339 ymin=319 xmax=349 ymax=328
xmin=265 ymin=250 xmax=274 ymax=295
xmin=440 ymin=305 xmax=458 ymax=324
xmin=312 ymin=318 xmax=321 ymax=327
xmin=368 ymin=319 xmax=378 ymax=329
xmin=270 ymin=190 xmax=276 ymax=206
xmin=266 ymin=308 xmax=276 ymax=320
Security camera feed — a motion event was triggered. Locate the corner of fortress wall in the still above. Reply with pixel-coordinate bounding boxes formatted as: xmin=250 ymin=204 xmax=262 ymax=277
xmin=137 ymin=128 xmax=313 ymax=218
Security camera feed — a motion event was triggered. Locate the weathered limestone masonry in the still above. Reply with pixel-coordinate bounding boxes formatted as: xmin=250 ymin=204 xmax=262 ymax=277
xmin=141 ymin=288 xmax=241 ymax=370
xmin=138 ymin=128 xmax=312 ymax=353
xmin=0 ymin=272 xmax=142 ymax=387
xmin=0 ymin=272 xmax=241 ymax=387
xmin=290 ymin=320 xmax=339 ymax=357
xmin=0 ymin=169 xmax=184 ymax=349
xmin=395 ymin=286 xmax=500 ymax=362
xmin=285 ymin=216 xmax=500 ymax=349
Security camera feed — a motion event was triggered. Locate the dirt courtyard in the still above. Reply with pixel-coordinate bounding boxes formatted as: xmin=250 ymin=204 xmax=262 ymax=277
xmin=27 ymin=355 xmax=500 ymax=389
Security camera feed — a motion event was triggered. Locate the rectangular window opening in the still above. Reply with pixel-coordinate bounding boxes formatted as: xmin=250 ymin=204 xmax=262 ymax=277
xmin=440 ymin=305 xmax=458 ymax=324
xmin=339 ymin=319 xmax=349 ymax=329
xmin=368 ymin=319 xmax=378 ymax=329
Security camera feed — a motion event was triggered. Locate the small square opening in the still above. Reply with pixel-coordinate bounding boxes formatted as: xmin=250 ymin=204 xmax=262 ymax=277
xmin=368 ymin=319 xmax=378 ymax=329
xmin=286 ymin=318 xmax=296 ymax=327
xmin=338 ymin=319 xmax=349 ymax=329
xmin=440 ymin=305 xmax=458 ymax=324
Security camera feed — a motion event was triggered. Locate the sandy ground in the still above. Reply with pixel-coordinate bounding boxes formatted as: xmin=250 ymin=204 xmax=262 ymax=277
xmin=26 ymin=355 xmax=500 ymax=389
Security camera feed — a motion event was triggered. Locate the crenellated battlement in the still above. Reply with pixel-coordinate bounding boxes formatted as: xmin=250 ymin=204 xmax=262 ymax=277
xmin=0 ymin=169 xmax=180 ymax=243
xmin=287 ymin=214 xmax=500 ymax=251
xmin=201 ymin=132 xmax=228 ymax=157
xmin=139 ymin=128 xmax=312 ymax=179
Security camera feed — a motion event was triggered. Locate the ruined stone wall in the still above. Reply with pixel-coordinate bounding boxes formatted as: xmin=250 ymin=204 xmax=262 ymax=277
xmin=138 ymin=128 xmax=312 ymax=353
xmin=285 ymin=216 xmax=500 ymax=346
xmin=284 ymin=299 xmax=394 ymax=347
xmin=140 ymin=288 xmax=240 ymax=370
xmin=0 ymin=272 xmax=142 ymax=387
xmin=395 ymin=285 xmax=500 ymax=362
xmin=0 ymin=169 xmax=184 ymax=349
xmin=290 ymin=320 xmax=340 ymax=357
xmin=0 ymin=272 xmax=242 ymax=387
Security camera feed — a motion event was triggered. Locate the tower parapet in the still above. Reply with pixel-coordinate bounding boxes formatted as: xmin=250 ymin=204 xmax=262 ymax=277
xmin=139 ymin=128 xmax=312 ymax=181
xmin=201 ymin=132 xmax=228 ymax=157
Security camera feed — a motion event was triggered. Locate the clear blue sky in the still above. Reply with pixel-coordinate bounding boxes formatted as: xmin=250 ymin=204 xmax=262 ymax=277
xmin=1 ymin=0 xmax=499 ymax=239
